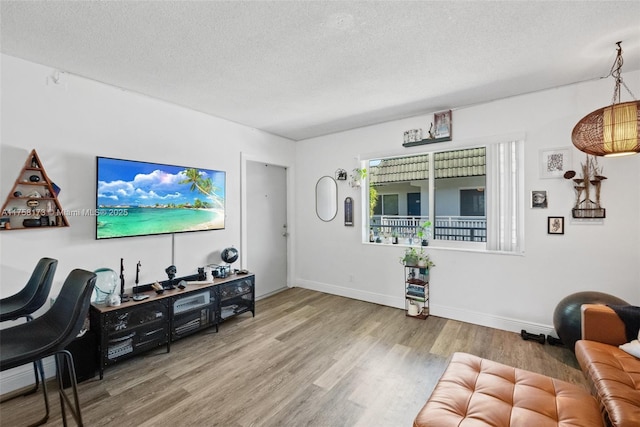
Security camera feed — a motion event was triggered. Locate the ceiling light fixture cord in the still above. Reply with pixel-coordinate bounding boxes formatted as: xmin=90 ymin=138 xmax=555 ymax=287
xmin=609 ymin=41 xmax=637 ymax=104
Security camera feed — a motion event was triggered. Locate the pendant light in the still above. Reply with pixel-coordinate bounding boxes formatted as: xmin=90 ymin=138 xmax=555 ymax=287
xmin=572 ymin=42 xmax=639 ymax=157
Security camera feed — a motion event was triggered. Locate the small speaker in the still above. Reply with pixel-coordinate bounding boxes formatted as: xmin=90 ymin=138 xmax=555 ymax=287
xmin=22 ymin=218 xmax=42 ymax=227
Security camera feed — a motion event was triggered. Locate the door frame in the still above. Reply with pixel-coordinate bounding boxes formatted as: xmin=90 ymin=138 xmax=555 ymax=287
xmin=240 ymin=152 xmax=295 ymax=291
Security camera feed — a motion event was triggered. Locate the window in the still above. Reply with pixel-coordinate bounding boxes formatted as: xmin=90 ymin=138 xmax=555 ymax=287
xmin=460 ymin=189 xmax=485 ymax=216
xmin=366 ymin=141 xmax=523 ymax=253
xmin=373 ymin=194 xmax=399 ymax=216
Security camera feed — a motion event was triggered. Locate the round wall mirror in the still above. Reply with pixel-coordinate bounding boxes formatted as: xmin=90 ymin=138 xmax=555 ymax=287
xmin=316 ymin=176 xmax=337 ymax=222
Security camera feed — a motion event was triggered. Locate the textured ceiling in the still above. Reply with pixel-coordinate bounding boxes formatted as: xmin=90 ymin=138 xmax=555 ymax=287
xmin=1 ymin=1 xmax=639 ymax=141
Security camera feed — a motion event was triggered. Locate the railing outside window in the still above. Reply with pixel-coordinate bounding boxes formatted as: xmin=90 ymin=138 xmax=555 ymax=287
xmin=433 ymin=216 xmax=486 ymax=242
xmin=370 ymin=215 xmax=487 ymax=243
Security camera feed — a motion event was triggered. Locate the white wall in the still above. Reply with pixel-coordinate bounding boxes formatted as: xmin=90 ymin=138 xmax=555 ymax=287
xmin=0 ymin=54 xmax=295 ymax=392
xmin=294 ymin=70 xmax=640 ymax=335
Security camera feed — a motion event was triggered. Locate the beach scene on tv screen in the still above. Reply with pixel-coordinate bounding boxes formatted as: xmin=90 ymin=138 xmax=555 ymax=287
xmin=97 ymin=158 xmax=225 ymax=239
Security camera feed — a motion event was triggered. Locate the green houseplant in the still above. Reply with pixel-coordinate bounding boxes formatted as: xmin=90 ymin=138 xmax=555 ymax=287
xmin=400 ymin=247 xmax=435 ymax=270
xmin=416 ymin=221 xmax=432 ymax=246
xmin=416 ymin=249 xmax=435 ymax=269
xmin=400 ymin=247 xmax=419 ymax=266
xmin=350 ymin=168 xmax=367 ymax=188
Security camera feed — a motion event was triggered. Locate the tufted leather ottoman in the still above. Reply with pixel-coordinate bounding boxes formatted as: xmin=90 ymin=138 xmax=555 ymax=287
xmin=414 ymin=352 xmax=603 ymax=427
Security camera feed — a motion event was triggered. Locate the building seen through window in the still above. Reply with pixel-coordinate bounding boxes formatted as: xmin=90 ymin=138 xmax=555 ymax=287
xmin=368 ymin=147 xmax=486 ymax=244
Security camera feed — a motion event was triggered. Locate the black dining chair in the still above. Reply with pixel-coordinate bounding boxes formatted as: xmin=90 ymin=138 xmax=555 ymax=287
xmin=0 ymin=257 xmax=58 ymax=322
xmin=0 ymin=268 xmax=96 ymax=426
xmin=0 ymin=257 xmax=58 ymax=399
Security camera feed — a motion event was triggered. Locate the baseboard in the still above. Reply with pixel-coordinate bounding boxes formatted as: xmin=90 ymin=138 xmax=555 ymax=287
xmin=256 ymin=286 xmax=288 ymax=301
xmin=431 ymin=303 xmax=556 ymax=337
xmin=0 ymin=356 xmax=56 ymax=396
xmin=296 ymin=279 xmax=405 ymax=309
xmin=294 ymin=279 xmax=556 ymax=337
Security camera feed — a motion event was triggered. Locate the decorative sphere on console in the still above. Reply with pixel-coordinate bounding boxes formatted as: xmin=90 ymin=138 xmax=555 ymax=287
xmin=221 ymin=247 xmax=239 ymax=264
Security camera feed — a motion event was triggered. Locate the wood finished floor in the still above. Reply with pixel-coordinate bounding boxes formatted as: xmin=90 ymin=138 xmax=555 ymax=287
xmin=1 ymin=288 xmax=588 ymax=427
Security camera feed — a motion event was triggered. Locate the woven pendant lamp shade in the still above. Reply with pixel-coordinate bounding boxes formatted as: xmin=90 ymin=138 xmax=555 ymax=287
xmin=572 ymin=100 xmax=640 ymax=157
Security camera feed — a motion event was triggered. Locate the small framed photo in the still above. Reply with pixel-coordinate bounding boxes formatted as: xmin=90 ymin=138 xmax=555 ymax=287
xmin=540 ymin=148 xmax=572 ymax=179
xmin=434 ymin=110 xmax=452 ymax=139
xmin=548 ymin=216 xmax=564 ymax=235
xmin=531 ymin=190 xmax=548 ymax=208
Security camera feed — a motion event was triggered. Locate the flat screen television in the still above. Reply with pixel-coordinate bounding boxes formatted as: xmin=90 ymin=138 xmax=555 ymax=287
xmin=96 ymin=156 xmax=225 ymax=239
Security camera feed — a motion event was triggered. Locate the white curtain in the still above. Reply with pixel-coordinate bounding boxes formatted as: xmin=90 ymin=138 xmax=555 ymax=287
xmin=485 ymin=140 xmax=524 ymax=253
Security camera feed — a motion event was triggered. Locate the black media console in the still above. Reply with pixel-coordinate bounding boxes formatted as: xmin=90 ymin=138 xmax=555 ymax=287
xmin=90 ymin=273 xmax=255 ymax=379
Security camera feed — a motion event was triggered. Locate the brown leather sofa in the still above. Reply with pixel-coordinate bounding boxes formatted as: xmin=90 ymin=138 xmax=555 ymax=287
xmin=414 ymin=304 xmax=640 ymax=427
xmin=575 ymin=304 xmax=640 ymax=427
xmin=413 ymin=352 xmax=603 ymax=427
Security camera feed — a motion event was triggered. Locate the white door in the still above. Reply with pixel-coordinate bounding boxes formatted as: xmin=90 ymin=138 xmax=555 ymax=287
xmin=246 ymin=161 xmax=287 ymax=297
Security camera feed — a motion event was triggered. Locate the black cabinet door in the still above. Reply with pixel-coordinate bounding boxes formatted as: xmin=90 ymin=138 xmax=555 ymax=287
xmin=62 ymin=331 xmax=97 ymax=388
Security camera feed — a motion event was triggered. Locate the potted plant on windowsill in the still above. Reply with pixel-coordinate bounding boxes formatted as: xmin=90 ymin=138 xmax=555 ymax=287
xmin=416 ymin=221 xmax=432 ymax=246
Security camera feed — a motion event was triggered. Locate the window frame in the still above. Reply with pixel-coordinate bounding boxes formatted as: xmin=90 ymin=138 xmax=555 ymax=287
xmin=360 ymin=136 xmax=524 ymax=254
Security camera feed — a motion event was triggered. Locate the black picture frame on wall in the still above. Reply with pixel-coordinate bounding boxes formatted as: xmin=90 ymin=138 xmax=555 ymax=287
xmin=547 ymin=216 xmax=564 ymax=235
xmin=344 ymin=197 xmax=353 ymax=226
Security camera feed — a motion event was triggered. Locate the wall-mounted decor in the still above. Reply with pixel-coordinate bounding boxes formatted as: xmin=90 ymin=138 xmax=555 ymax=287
xmin=0 ymin=217 xmax=10 ymax=229
xmin=402 ymin=110 xmax=452 ymax=147
xmin=540 ymin=148 xmax=572 ymax=179
xmin=563 ymin=156 xmax=606 ymax=219
xmin=349 ymin=168 xmax=367 ymax=188
xmin=548 ymin=217 xmax=564 ymax=234
xmin=434 ymin=110 xmax=452 ymax=139
xmin=316 ymin=176 xmax=338 ymax=222
xmin=0 ymin=149 xmax=69 ymax=230
xmin=344 ymin=197 xmax=353 ymax=226
xmin=403 ymin=129 xmax=423 ymax=144
xmin=335 ymin=168 xmax=347 ymax=181
xmin=531 ymin=191 xmax=548 ymax=208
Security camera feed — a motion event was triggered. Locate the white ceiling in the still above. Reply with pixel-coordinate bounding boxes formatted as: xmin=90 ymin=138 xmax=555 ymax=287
xmin=1 ymin=1 xmax=639 ymax=141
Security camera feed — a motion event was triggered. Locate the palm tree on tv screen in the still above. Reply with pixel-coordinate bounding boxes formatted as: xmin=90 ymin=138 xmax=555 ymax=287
xmin=179 ymin=168 xmax=223 ymax=209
